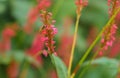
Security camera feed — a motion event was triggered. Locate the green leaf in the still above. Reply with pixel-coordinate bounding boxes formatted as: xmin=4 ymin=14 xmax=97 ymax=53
xmin=80 ymin=57 xmax=119 ymax=78
xmin=51 ymin=54 xmax=67 ymax=78
xmin=84 ymin=57 xmax=119 ymax=67
xmin=13 ymin=51 xmax=25 ymax=62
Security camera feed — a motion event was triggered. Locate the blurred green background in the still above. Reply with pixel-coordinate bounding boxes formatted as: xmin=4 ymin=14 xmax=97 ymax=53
xmin=0 ymin=0 xmax=120 ymax=78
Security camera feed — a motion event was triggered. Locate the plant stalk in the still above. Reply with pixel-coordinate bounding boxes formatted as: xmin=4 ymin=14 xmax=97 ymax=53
xmin=68 ymin=8 xmax=82 ymax=78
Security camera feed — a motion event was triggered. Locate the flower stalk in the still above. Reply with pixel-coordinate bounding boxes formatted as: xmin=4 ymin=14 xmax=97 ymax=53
xmin=68 ymin=0 xmax=88 ymax=77
xmin=68 ymin=10 xmax=81 ymax=78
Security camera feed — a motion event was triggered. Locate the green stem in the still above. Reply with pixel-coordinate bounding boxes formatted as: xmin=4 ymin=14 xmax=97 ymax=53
xmin=68 ymin=11 xmax=81 ymax=78
xmin=71 ymin=7 xmax=120 ymax=78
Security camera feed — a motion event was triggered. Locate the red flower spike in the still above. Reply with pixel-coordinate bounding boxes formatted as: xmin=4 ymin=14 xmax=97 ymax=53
xmin=39 ymin=11 xmax=57 ymax=54
xmin=26 ymin=0 xmax=57 ymax=57
xmin=99 ymin=0 xmax=120 ymax=55
xmin=100 ymin=24 xmax=118 ymax=54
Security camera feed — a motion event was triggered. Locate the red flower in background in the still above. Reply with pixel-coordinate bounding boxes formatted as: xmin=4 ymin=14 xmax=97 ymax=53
xmin=30 ymin=34 xmax=45 ymax=54
xmin=57 ymin=35 xmax=73 ymax=66
xmin=48 ymin=70 xmax=58 ymax=78
xmin=108 ymin=37 xmax=120 ymax=58
xmin=2 ymin=27 xmax=16 ymax=39
xmin=0 ymin=24 xmax=19 ymax=78
xmin=7 ymin=61 xmax=19 ymax=78
xmin=24 ymin=0 xmax=51 ymax=34
xmin=26 ymin=34 xmax=45 ymax=65
xmin=0 ymin=24 xmax=17 ymax=52
xmin=37 ymin=0 xmax=51 ymax=10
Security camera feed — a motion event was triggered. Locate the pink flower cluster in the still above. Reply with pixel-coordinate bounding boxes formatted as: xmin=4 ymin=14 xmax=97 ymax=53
xmin=25 ymin=0 xmax=57 ymax=56
xmin=109 ymin=39 xmax=120 ymax=58
xmin=75 ymin=0 xmax=88 ymax=16
xmin=26 ymin=1 xmax=57 ymax=56
xmin=100 ymin=24 xmax=118 ymax=55
xmin=75 ymin=0 xmax=88 ymax=7
xmin=108 ymin=0 xmax=120 ymax=7
xmin=40 ymin=11 xmax=57 ymax=55
xmin=42 ymin=25 xmax=57 ymax=53
xmin=108 ymin=0 xmax=120 ymax=15
xmin=99 ymin=0 xmax=120 ymax=55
